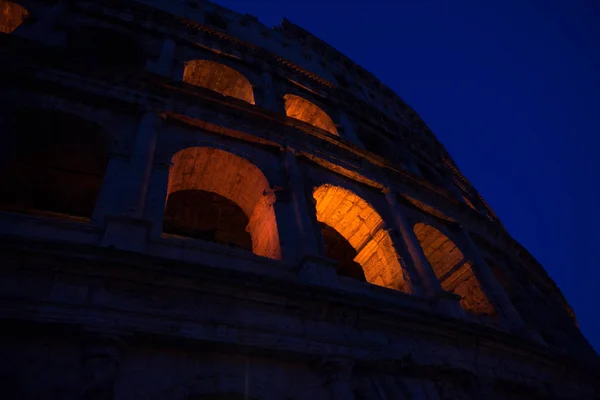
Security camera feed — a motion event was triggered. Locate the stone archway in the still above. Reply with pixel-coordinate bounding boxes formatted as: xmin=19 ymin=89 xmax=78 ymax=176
xmin=284 ymin=94 xmax=338 ymax=136
xmin=183 ymin=60 xmax=255 ymax=104
xmin=313 ymin=184 xmax=406 ymax=290
xmin=0 ymin=108 xmax=110 ymax=220
xmin=164 ymin=147 xmax=280 ymax=259
xmin=413 ymin=223 xmax=496 ymax=316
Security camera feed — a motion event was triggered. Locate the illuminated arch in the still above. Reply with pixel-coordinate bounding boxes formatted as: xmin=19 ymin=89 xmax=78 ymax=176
xmin=284 ymin=94 xmax=338 ymax=136
xmin=313 ymin=184 xmax=406 ymax=290
xmin=413 ymin=223 xmax=495 ymax=316
xmin=0 ymin=1 xmax=28 ymax=33
xmin=164 ymin=147 xmax=280 ymax=259
xmin=0 ymin=108 xmax=109 ymax=219
xmin=183 ymin=60 xmax=255 ymax=104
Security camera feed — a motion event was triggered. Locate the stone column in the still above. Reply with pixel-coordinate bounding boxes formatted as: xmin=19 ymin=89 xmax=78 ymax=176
xmin=99 ymin=112 xmax=160 ymax=251
xmin=79 ymin=334 xmax=126 ymax=400
xmin=144 ymin=161 xmax=173 ymax=239
xmin=385 ymin=191 xmax=466 ymax=318
xmin=457 ymin=228 xmax=528 ymax=332
xmin=280 ymin=147 xmax=337 ymax=284
xmin=92 ymin=154 xmax=130 ymax=223
xmin=320 ymin=358 xmax=355 ymax=400
xmin=256 ymin=63 xmax=286 ymax=114
xmin=384 ymin=191 xmax=443 ymax=297
xmin=126 ymin=112 xmax=161 ymax=219
xmin=282 ymin=147 xmax=322 ymax=256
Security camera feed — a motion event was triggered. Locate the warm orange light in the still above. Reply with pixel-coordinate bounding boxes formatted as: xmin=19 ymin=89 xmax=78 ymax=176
xmin=168 ymin=147 xmax=280 ymax=259
xmin=284 ymin=94 xmax=338 ymax=136
xmin=314 ymin=184 xmax=406 ymax=290
xmin=413 ymin=223 xmax=495 ymax=316
xmin=462 ymin=195 xmax=477 ymax=210
xmin=402 ymin=195 xmax=454 ymax=222
xmin=0 ymin=1 xmax=28 ymax=34
xmin=183 ymin=60 xmax=256 ymax=104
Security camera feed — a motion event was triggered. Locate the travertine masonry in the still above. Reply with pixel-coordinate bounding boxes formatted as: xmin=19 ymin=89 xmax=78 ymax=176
xmin=0 ymin=0 xmax=598 ymax=398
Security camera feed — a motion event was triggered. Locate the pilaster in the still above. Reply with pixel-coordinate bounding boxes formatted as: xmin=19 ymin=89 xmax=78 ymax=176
xmin=144 ymin=161 xmax=172 ymax=239
xmin=146 ymin=38 xmax=175 ymax=77
xmin=99 ymin=112 xmax=161 ymax=251
xmin=256 ymin=63 xmax=286 ymax=114
xmin=457 ymin=228 xmax=536 ymax=336
xmin=384 ymin=190 xmax=443 ymax=297
xmin=276 ymin=147 xmax=339 ymax=285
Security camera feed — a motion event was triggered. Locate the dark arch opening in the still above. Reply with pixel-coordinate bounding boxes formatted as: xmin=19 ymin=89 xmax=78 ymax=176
xmin=163 ymin=189 xmax=252 ymax=251
xmin=320 ymin=222 xmax=366 ymax=282
xmin=0 ymin=108 xmax=109 ymax=219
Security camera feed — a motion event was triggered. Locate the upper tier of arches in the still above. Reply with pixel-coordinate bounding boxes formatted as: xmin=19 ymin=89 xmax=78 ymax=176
xmin=1 ymin=0 xmax=489 ymax=218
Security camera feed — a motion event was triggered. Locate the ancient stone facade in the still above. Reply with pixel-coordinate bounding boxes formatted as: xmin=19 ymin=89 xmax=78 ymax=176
xmin=0 ymin=1 xmax=598 ymax=399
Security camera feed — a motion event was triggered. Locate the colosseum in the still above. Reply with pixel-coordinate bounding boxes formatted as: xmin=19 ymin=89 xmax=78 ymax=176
xmin=0 ymin=0 xmax=598 ymax=399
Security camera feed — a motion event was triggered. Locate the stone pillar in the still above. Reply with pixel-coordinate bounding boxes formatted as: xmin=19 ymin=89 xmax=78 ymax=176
xmin=280 ymin=147 xmax=337 ymax=285
xmin=99 ymin=112 xmax=160 ymax=252
xmin=458 ymin=229 xmax=528 ymax=332
xmin=385 ymin=191 xmax=466 ymax=318
xmin=384 ymin=191 xmax=443 ymax=297
xmin=282 ymin=147 xmax=322 ymax=256
xmin=256 ymin=63 xmax=286 ymax=113
xmin=146 ymin=38 xmax=175 ymax=77
xmin=144 ymin=161 xmax=173 ymax=239
xmin=92 ymin=154 xmax=130 ymax=224
xmin=79 ymin=334 xmax=126 ymax=400
xmin=126 ymin=112 xmax=161 ymax=219
xmin=320 ymin=358 xmax=355 ymax=400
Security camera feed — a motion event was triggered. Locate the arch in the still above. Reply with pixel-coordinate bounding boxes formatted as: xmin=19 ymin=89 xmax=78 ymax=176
xmin=0 ymin=1 xmax=28 ymax=33
xmin=313 ymin=184 xmax=406 ymax=290
xmin=413 ymin=223 xmax=495 ymax=316
xmin=284 ymin=94 xmax=338 ymax=136
xmin=183 ymin=60 xmax=255 ymax=104
xmin=164 ymin=147 xmax=280 ymax=259
xmin=0 ymin=108 xmax=109 ymax=220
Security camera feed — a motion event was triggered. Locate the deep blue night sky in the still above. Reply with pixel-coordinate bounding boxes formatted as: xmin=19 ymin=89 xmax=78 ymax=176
xmin=215 ymin=0 xmax=600 ymax=351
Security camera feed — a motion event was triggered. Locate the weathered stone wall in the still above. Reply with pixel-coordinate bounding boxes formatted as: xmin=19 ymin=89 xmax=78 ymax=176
xmin=0 ymin=0 xmax=598 ymax=399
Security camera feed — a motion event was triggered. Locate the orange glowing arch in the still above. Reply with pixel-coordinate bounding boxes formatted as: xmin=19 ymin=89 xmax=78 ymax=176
xmin=0 ymin=1 xmax=29 ymax=33
xmin=284 ymin=94 xmax=338 ymax=136
xmin=167 ymin=147 xmax=280 ymax=259
xmin=413 ymin=223 xmax=495 ymax=316
xmin=183 ymin=60 xmax=255 ymax=104
xmin=313 ymin=184 xmax=406 ymax=290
